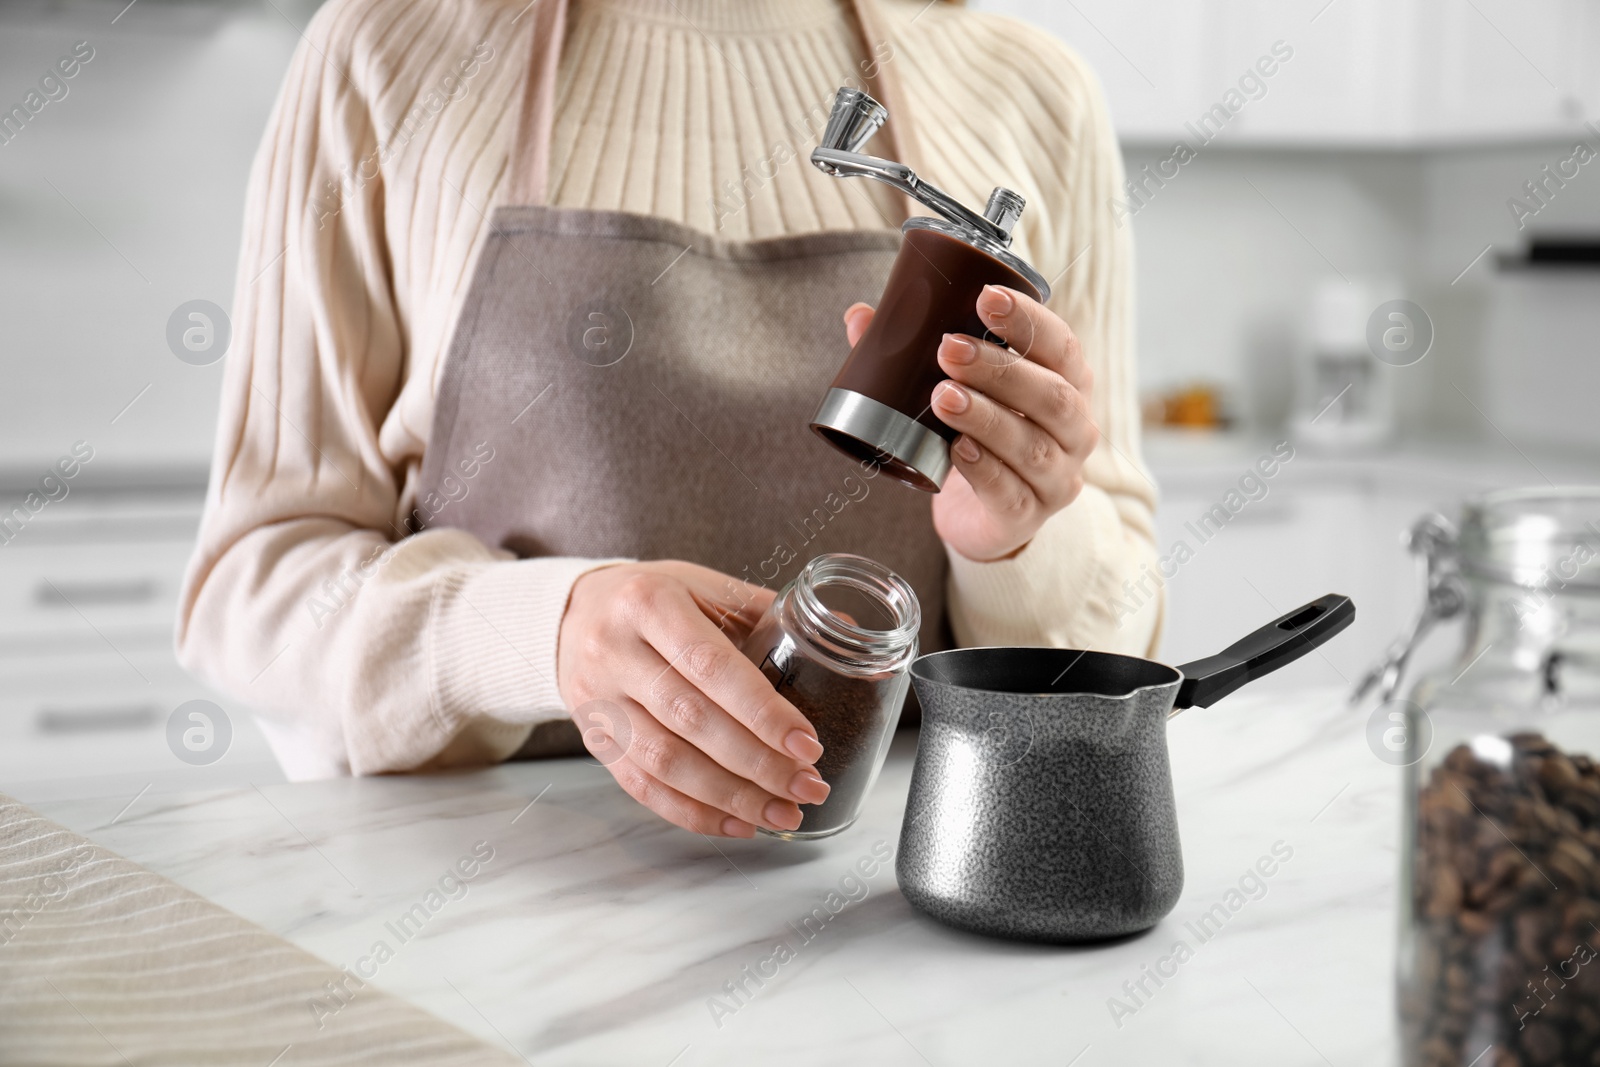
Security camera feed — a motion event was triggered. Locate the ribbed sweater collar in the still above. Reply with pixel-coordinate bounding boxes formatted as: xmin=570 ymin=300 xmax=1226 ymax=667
xmin=579 ymin=0 xmax=851 ymax=33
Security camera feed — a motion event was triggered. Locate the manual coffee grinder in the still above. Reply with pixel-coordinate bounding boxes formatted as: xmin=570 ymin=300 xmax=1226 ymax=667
xmin=808 ymin=87 xmax=1052 ymax=493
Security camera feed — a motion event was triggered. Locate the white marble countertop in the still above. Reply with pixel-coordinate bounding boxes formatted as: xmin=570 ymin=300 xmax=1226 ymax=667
xmin=34 ymin=686 xmax=1400 ymax=1066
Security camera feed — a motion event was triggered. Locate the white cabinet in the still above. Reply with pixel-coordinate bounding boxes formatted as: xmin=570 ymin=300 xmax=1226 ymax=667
xmin=1215 ymin=0 xmax=1416 ymax=144
xmin=1144 ymin=441 xmax=1509 ymax=697
xmin=0 ymin=488 xmax=282 ymax=802
xmin=970 ymin=0 xmax=1600 ymax=146
xmin=1152 ymin=479 xmax=1396 ymax=693
xmin=1409 ymin=0 xmax=1597 ymax=141
xmin=0 ymin=539 xmax=193 ymax=646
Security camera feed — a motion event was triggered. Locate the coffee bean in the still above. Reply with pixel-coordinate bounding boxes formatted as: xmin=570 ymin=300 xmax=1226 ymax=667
xmin=1419 ymin=1036 xmax=1455 ymax=1067
xmin=1522 ymin=1021 xmax=1563 ymax=1065
xmin=1428 ymin=866 xmax=1465 ymax=917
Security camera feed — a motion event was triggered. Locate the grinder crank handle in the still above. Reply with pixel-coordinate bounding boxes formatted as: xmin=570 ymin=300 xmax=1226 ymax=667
xmin=1173 ymin=594 xmax=1356 ymax=710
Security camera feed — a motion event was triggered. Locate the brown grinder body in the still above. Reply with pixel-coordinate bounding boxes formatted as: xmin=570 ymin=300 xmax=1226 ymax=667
xmin=810 ymin=223 xmax=1045 ymax=493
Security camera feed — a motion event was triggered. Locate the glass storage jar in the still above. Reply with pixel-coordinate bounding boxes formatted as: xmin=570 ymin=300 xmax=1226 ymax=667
xmin=1377 ymin=489 xmax=1600 ymax=1067
xmin=740 ymin=552 xmax=921 ymax=840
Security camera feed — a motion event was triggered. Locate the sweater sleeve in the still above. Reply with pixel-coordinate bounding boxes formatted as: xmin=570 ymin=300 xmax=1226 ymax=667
xmin=174 ymin=4 xmax=623 ymax=779
xmin=941 ymin=28 xmax=1162 ymax=659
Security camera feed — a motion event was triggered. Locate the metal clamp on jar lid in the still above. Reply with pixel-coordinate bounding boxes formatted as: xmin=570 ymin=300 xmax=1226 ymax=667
xmin=808 ymin=87 xmax=1051 ymax=492
xmin=1352 ymin=487 xmax=1600 ymax=708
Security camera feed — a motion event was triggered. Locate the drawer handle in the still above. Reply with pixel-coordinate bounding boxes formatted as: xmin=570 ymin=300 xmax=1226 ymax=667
xmin=36 ymin=705 xmax=159 ymax=734
xmin=34 ymin=580 xmax=158 ymax=607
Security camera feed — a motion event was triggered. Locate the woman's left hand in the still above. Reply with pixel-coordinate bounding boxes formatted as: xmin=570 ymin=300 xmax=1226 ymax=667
xmin=842 ymin=284 xmax=1099 ymax=562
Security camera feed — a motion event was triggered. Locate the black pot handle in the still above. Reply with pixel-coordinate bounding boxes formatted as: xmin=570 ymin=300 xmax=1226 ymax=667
xmin=1174 ymin=594 xmax=1355 ymax=710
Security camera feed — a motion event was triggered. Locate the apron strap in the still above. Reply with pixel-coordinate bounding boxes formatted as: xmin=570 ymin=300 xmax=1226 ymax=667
xmin=504 ymin=0 xmax=569 ymax=206
xmin=503 ymin=0 xmax=917 ymax=222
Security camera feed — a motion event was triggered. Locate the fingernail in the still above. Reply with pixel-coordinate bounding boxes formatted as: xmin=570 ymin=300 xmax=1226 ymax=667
xmin=954 ymin=436 xmax=981 ymax=463
xmin=981 ymin=285 xmax=1015 ymax=318
xmin=764 ymin=799 xmax=803 ymax=831
xmin=785 ymin=729 xmax=824 ymax=763
xmin=934 ymin=381 xmax=969 ymax=414
xmin=722 ymin=816 xmax=756 ymax=838
xmin=789 ymin=770 xmax=831 ymax=805
xmin=940 ymin=334 xmax=977 ymax=365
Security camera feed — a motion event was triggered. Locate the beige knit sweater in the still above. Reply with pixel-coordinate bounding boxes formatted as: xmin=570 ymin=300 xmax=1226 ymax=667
xmin=176 ymin=0 xmax=1161 ymax=779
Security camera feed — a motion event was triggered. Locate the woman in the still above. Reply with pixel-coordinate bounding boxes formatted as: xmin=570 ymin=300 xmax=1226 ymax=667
xmin=177 ymin=0 xmax=1160 ymax=838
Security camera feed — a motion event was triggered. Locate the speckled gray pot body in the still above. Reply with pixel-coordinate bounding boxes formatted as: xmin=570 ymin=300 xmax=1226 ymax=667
xmin=899 ymin=649 xmax=1187 ymax=943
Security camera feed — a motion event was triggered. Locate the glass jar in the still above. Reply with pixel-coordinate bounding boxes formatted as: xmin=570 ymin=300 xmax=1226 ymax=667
xmin=740 ymin=552 xmax=921 ymax=840
xmin=1378 ymin=489 xmax=1600 ymax=1066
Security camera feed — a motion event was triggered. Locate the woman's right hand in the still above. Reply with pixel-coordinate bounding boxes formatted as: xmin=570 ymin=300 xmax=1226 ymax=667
xmin=557 ymin=561 xmax=830 ymax=838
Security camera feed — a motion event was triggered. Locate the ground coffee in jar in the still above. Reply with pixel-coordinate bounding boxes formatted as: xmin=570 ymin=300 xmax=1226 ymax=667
xmin=740 ymin=553 xmax=920 ymax=840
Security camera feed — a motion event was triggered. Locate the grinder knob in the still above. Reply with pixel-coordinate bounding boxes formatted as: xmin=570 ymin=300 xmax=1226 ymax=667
xmin=816 ymin=87 xmax=889 ymax=166
xmin=983 ymin=187 xmax=1026 ymax=239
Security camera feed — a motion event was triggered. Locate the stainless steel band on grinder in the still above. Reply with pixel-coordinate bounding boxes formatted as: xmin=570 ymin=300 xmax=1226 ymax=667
xmin=812 ymin=387 xmax=953 ymax=488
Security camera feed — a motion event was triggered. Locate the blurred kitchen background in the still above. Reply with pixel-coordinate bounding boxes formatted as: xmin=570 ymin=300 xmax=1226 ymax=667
xmin=1 ymin=0 xmax=1597 ymax=802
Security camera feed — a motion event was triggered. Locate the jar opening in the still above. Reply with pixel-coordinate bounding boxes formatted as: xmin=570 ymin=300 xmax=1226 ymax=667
xmin=792 ymin=553 xmax=920 ymax=661
xmin=814 ymin=583 xmax=899 ymax=633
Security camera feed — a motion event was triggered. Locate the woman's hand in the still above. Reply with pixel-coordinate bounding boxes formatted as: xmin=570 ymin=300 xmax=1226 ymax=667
xmin=844 ymin=285 xmax=1099 ymax=562
xmin=557 ymin=561 xmax=830 ymax=838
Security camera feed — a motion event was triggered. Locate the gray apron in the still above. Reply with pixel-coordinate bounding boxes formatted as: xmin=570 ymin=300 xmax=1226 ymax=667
xmin=416 ymin=0 xmax=949 ymax=755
